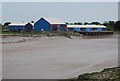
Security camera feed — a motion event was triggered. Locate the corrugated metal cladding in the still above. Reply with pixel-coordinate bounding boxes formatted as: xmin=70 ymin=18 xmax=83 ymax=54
xmin=24 ymin=23 xmax=33 ymax=31
xmin=34 ymin=18 xmax=50 ymax=31
xmin=34 ymin=18 xmax=67 ymax=32
xmin=68 ymin=27 xmax=106 ymax=32
xmin=8 ymin=26 xmax=25 ymax=30
xmin=67 ymin=25 xmax=107 ymax=32
xmin=8 ymin=23 xmax=33 ymax=31
xmin=68 ymin=28 xmax=105 ymax=32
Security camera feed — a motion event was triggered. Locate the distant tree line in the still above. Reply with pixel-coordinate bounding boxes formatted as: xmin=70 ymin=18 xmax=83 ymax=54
xmin=66 ymin=21 xmax=102 ymax=25
xmin=103 ymin=21 xmax=120 ymax=31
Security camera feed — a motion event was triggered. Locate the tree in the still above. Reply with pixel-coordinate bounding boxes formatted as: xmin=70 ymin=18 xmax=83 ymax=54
xmin=3 ymin=22 xmax=11 ymax=29
xmin=84 ymin=22 xmax=89 ymax=25
xmin=103 ymin=21 xmax=109 ymax=26
xmin=4 ymin=22 xmax=11 ymax=26
xmin=65 ymin=22 xmax=68 ymax=24
xmin=91 ymin=22 xmax=101 ymax=25
xmin=103 ymin=21 xmax=115 ymax=30
xmin=77 ymin=22 xmax=83 ymax=25
xmin=31 ymin=21 xmax=34 ymax=23
xmin=114 ymin=21 xmax=120 ymax=30
xmin=109 ymin=21 xmax=115 ymax=26
xmin=69 ymin=23 xmax=74 ymax=25
xmin=74 ymin=22 xmax=78 ymax=25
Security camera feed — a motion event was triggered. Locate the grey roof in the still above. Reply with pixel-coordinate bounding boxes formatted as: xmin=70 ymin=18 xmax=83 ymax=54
xmin=8 ymin=22 xmax=34 ymax=26
xmin=42 ymin=17 xmax=66 ymax=24
xmin=67 ymin=25 xmax=106 ymax=28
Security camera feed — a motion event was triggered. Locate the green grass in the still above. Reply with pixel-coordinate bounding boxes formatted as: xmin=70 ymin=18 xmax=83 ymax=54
xmin=2 ymin=30 xmax=76 ymax=37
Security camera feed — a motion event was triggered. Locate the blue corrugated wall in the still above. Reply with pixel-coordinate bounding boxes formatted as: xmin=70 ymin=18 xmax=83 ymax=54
xmin=8 ymin=26 xmax=25 ymax=29
xmin=68 ymin=27 xmax=104 ymax=32
xmin=73 ymin=28 xmax=93 ymax=32
xmin=73 ymin=28 xmax=80 ymax=31
xmin=86 ymin=28 xmax=92 ymax=32
xmin=97 ymin=28 xmax=103 ymax=31
xmin=34 ymin=18 xmax=50 ymax=31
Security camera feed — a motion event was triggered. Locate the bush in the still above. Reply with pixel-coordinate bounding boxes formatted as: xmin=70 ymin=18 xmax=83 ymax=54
xmin=78 ymin=73 xmax=91 ymax=80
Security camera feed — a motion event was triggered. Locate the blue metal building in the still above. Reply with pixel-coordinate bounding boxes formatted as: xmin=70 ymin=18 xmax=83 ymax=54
xmin=7 ymin=22 xmax=34 ymax=31
xmin=34 ymin=17 xmax=67 ymax=32
xmin=67 ymin=25 xmax=106 ymax=32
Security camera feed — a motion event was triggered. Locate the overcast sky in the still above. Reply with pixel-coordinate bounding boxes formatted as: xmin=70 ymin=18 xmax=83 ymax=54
xmin=1 ymin=0 xmax=119 ymax=2
xmin=2 ymin=2 xmax=118 ymax=23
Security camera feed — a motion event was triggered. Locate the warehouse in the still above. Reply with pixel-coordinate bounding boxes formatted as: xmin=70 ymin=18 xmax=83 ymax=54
xmin=34 ymin=17 xmax=67 ymax=32
xmin=67 ymin=25 xmax=107 ymax=32
xmin=8 ymin=22 xmax=34 ymax=31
